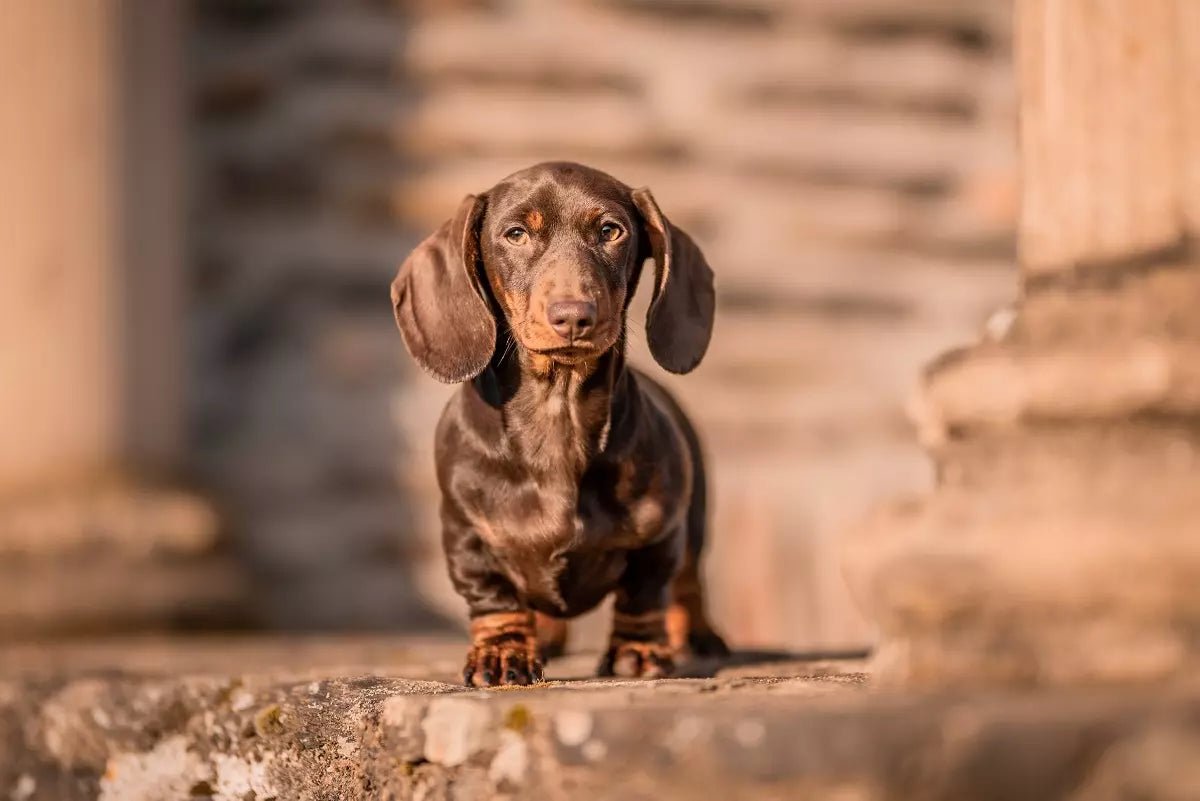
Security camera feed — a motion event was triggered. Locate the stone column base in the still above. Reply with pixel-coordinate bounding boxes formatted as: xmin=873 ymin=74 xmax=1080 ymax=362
xmin=846 ymin=263 xmax=1200 ymax=686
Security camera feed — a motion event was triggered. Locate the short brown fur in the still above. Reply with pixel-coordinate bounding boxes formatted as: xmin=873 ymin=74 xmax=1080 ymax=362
xmin=391 ymin=162 xmax=728 ymax=686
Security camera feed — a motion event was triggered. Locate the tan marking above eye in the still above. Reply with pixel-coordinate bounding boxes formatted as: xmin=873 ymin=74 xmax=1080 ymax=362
xmin=524 ymin=210 xmax=544 ymax=231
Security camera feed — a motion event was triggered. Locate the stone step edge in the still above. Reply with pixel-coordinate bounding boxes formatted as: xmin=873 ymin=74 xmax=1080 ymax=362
xmin=913 ymin=339 xmax=1200 ymax=446
xmin=5 ymin=673 xmax=1199 ymax=800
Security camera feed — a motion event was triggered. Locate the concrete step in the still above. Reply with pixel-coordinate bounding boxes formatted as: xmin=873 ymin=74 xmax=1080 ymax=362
xmin=2 ymin=637 xmax=1197 ymax=801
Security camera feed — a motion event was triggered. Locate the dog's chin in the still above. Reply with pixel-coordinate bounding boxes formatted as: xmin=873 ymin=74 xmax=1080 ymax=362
xmin=546 ymin=348 xmax=598 ymax=365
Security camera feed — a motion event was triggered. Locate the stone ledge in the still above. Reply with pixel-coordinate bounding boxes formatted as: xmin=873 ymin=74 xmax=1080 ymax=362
xmin=1 ymin=638 xmax=1197 ymax=801
xmin=0 ymin=484 xmax=219 ymax=561
xmin=0 ymin=558 xmax=247 ymax=636
xmin=0 ymin=484 xmax=245 ymax=636
xmin=913 ymin=263 xmax=1200 ymax=444
xmin=842 ymin=424 xmax=1200 ymax=687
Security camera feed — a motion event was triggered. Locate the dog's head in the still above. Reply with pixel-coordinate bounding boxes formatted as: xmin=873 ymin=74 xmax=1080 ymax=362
xmin=391 ymin=162 xmax=715 ymax=383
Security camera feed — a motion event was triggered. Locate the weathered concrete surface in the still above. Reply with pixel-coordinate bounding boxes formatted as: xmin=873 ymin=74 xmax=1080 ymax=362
xmin=2 ymin=637 xmax=1199 ymax=800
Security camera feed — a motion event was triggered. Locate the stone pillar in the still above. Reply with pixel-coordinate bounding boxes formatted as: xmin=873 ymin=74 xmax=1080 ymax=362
xmin=846 ymin=0 xmax=1200 ymax=686
xmin=0 ymin=1 xmax=242 ymax=633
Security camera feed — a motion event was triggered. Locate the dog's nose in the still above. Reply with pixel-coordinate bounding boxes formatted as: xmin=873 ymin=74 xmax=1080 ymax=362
xmin=547 ymin=300 xmax=597 ymax=341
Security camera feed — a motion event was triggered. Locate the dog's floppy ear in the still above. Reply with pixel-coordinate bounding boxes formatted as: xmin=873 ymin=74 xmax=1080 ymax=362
xmin=631 ymin=187 xmax=716 ymax=374
xmin=391 ymin=194 xmax=493 ymax=383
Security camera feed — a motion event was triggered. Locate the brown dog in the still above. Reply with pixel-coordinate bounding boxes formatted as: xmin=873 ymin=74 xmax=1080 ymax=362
xmin=391 ymin=162 xmax=728 ymax=686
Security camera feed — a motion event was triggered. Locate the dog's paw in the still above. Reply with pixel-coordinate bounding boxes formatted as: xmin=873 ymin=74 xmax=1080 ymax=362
xmin=462 ymin=637 xmax=544 ymax=687
xmin=597 ymin=640 xmax=675 ymax=679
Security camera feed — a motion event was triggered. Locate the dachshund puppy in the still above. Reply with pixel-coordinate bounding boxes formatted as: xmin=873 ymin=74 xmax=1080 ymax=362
xmin=391 ymin=162 xmax=728 ymax=686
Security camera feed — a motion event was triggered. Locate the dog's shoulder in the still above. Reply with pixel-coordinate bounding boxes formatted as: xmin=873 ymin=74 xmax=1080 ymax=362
xmin=628 ymin=367 xmax=697 ymax=444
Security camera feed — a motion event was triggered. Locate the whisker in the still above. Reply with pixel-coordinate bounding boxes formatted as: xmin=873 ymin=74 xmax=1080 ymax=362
xmin=624 ymin=319 xmax=646 ymax=346
xmin=500 ymin=333 xmax=517 ymax=363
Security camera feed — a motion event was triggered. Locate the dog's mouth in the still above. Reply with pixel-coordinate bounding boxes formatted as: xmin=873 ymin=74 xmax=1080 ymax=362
xmin=516 ymin=321 xmax=619 ymax=363
xmin=530 ymin=343 xmax=601 ymax=363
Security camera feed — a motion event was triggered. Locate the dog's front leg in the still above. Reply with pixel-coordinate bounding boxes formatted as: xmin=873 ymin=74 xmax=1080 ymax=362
xmin=598 ymin=535 xmax=682 ymax=679
xmin=445 ymin=525 xmax=542 ymax=687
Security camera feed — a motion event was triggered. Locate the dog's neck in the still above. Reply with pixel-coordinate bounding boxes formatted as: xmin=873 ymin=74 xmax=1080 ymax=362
xmin=475 ymin=332 xmax=633 ymax=480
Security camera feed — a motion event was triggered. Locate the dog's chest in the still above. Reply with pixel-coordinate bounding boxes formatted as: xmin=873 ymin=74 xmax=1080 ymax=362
xmin=472 ymin=467 xmax=671 ymax=610
xmin=485 ymin=457 xmax=669 ymax=540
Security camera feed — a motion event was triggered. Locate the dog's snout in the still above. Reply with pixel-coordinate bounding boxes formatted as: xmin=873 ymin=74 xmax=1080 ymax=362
xmin=546 ymin=300 xmax=597 ymax=341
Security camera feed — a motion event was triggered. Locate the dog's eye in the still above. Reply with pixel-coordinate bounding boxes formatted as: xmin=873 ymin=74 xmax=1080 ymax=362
xmin=503 ymin=226 xmax=529 ymax=245
xmin=599 ymin=222 xmax=624 ymax=242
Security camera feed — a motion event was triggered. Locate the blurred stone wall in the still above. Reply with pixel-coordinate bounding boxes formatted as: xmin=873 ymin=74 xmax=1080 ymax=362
xmin=191 ymin=0 xmax=1016 ymax=647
